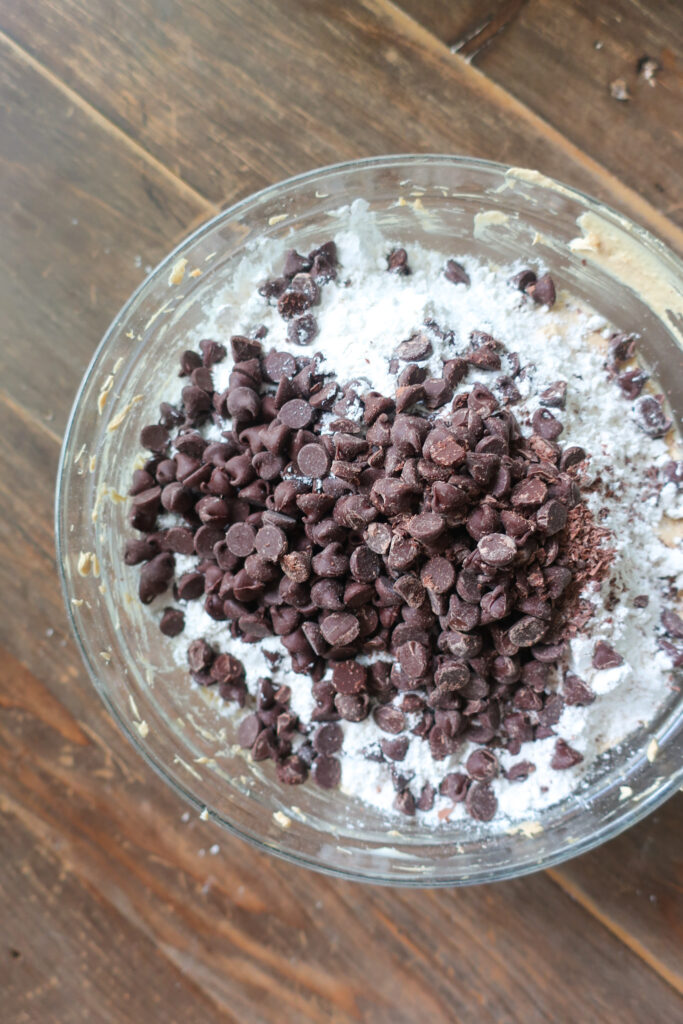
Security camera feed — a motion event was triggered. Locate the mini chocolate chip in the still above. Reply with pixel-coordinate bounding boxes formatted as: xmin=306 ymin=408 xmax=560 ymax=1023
xmin=332 ymin=660 xmax=367 ymax=695
xmin=408 ymin=512 xmax=445 ymax=544
xmin=563 ymin=672 xmax=596 ymax=706
xmin=508 ymin=616 xmax=548 ymax=647
xmin=440 ymin=772 xmax=469 ymax=802
xmin=374 ymin=705 xmax=406 ymax=734
xmin=139 ymin=552 xmax=174 ymax=604
xmin=313 ymin=723 xmax=343 ymax=756
xmin=334 ymin=692 xmax=370 ymax=722
xmin=551 ymin=738 xmax=583 ymax=770
xmin=313 ymin=755 xmax=342 ymax=788
xmin=387 ymin=248 xmax=410 ymax=274
xmin=349 ymin=545 xmax=381 ymax=583
xmin=237 ymin=713 xmax=262 ymax=748
xmin=187 ymin=639 xmax=214 ymax=673
xmin=617 ymin=368 xmax=648 ymax=399
xmin=394 ymin=789 xmax=416 ymax=816
xmin=278 ymin=398 xmax=313 ymax=429
xmin=321 ymin=613 xmax=360 ymax=647
xmin=287 ymin=313 xmax=319 ymax=346
xmin=466 ymin=749 xmax=499 ymax=781
xmin=263 ymin=350 xmax=297 ymax=383
xmin=532 ymin=408 xmax=563 ymax=440
xmin=608 ymin=332 xmax=637 ymax=363
xmin=662 ymin=609 xmax=683 ymax=638
xmin=380 ymin=736 xmax=409 ymax=761
xmin=177 ymin=571 xmax=204 ymax=601
xmin=297 ymin=443 xmax=330 ymax=478
xmin=420 ymin=557 xmax=455 ymax=594
xmin=510 ymin=269 xmax=536 ymax=291
xmin=225 ymin=522 xmax=256 ymax=557
xmin=633 ymin=395 xmax=672 ymax=438
xmin=254 ymin=525 xmax=287 ymax=562
xmin=444 ymin=259 xmax=470 ymax=285
xmin=160 ymin=607 xmax=185 ymax=636
xmin=539 ymin=381 xmax=567 ymax=408
xmin=465 ymin=782 xmax=498 ymax=821
xmin=477 ymin=533 xmax=517 ymax=567
xmin=559 ymin=446 xmax=586 ymax=471
xmin=140 ymin=423 xmax=169 ymax=452
xmin=505 ymin=761 xmax=536 ymax=781
xmin=417 ymin=782 xmax=436 ymax=811
xmin=526 ymin=273 xmax=556 ymax=307
xmin=396 ymin=333 xmax=433 ymax=361
xmin=592 ymin=640 xmax=624 ymax=669
xmin=276 ymin=755 xmax=309 ymax=785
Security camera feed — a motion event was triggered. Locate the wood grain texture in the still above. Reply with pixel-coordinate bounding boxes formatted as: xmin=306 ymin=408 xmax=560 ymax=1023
xmin=1 ymin=642 xmax=682 ymax=1024
xmin=0 ymin=34 xmax=211 ymax=434
xmin=2 ymin=0 xmax=682 ymax=254
xmin=2 ymin=1 xmax=683 ymax=1021
xmin=396 ymin=0 xmax=683 ymax=228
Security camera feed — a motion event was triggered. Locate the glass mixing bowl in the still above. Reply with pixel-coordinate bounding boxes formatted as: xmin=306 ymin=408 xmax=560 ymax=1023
xmin=56 ymin=155 xmax=683 ymax=885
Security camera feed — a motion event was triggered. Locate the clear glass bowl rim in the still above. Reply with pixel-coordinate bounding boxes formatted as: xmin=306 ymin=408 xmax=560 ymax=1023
xmin=56 ymin=153 xmax=683 ymax=886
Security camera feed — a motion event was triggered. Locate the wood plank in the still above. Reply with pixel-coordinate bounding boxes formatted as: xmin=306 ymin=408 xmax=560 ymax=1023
xmin=0 ymin=805 xmax=232 ymax=1024
xmin=549 ymin=793 xmax=683 ymax=992
xmin=2 ymin=644 xmax=682 ymax=1024
xmin=2 ymin=0 xmax=682 ymax=252
xmin=0 ymin=34 xmax=211 ymax=434
xmin=396 ymin=0 xmax=683 ymax=229
xmin=1 ymin=398 xmax=682 ymax=1018
xmin=396 ymin=0 xmax=528 ymax=53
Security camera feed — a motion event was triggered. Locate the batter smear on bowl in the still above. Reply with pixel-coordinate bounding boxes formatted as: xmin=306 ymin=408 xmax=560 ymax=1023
xmin=125 ymin=209 xmax=682 ymax=825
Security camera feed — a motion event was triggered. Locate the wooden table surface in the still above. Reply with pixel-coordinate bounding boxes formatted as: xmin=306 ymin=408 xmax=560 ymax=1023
xmin=1 ymin=2 xmax=682 ymax=1021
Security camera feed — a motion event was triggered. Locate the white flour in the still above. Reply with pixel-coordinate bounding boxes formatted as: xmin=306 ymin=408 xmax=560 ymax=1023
xmin=143 ymin=201 xmax=682 ymax=827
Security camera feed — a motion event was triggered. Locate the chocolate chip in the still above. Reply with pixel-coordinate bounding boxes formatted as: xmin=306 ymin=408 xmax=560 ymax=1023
xmin=139 ymin=552 xmax=174 ymax=604
xmin=237 ymin=713 xmax=262 ymax=748
xmin=551 ymin=738 xmax=583 ymax=770
xmin=276 ymin=755 xmax=308 ymax=785
xmin=592 ymin=641 xmax=623 ymax=669
xmin=387 ymin=248 xmax=410 ymax=274
xmin=334 ymin=692 xmax=370 ymax=722
xmin=396 ymin=333 xmax=432 ymax=361
xmin=408 ymin=513 xmax=445 ymax=544
xmin=526 ymin=273 xmax=556 ymax=307
xmin=444 ymin=259 xmax=470 ymax=286
xmin=416 ymin=782 xmax=435 ymax=811
xmin=380 ymin=736 xmax=409 ymax=761
xmin=505 ymin=760 xmax=535 ymax=781
xmin=393 ymin=789 xmax=416 ymax=816
xmin=420 ymin=557 xmax=455 ymax=594
xmin=439 ymin=772 xmax=469 ymax=802
xmin=397 ymin=641 xmax=430 ymax=678
xmin=313 ymin=723 xmax=343 ymax=756
xmin=661 ymin=609 xmax=683 ymax=638
xmin=140 ymin=423 xmax=169 ymax=452
xmin=313 ymin=755 xmax=341 ymax=788
xmin=332 ymin=660 xmax=367 ymax=695
xmin=187 ymin=638 xmax=214 ymax=673
xmin=559 ymin=446 xmax=586 ymax=471
xmin=159 ymin=607 xmax=185 ymax=636
xmin=263 ymin=350 xmax=297 ymax=382
xmin=296 ymin=442 xmax=329 ymax=478
xmin=465 ymin=782 xmax=497 ymax=821
xmin=563 ymin=672 xmax=595 ymax=705
xmin=224 ymin=522 xmax=255 ymax=558
xmin=532 ymin=408 xmax=563 ymax=440
xmin=633 ymin=395 xmax=672 ymax=438
xmin=539 ymin=381 xmax=567 ymax=409
xmin=477 ymin=533 xmax=517 ymax=567
xmin=465 ymin=749 xmax=498 ymax=781
xmin=373 ymin=705 xmax=406 ymax=734
xmin=608 ymin=332 xmax=637 ymax=363
xmin=508 ymin=616 xmax=548 ymax=647
xmin=617 ymin=368 xmax=648 ymax=399
xmin=321 ymin=613 xmax=360 ymax=647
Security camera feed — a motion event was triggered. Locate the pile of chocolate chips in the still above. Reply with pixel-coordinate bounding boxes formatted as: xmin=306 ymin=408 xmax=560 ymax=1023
xmin=125 ymin=242 xmax=626 ymax=820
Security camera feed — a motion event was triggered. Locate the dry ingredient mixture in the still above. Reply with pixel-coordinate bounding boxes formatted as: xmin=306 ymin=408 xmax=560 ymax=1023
xmin=124 ymin=205 xmax=683 ymax=825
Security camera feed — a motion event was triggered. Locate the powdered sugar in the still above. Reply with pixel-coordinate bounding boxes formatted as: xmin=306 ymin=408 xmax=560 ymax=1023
xmin=142 ymin=201 xmax=681 ymax=827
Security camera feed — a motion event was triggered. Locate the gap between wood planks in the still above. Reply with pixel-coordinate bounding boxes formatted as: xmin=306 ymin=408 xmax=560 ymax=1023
xmin=547 ymin=868 xmax=683 ymax=997
xmin=2 ymin=18 xmax=682 ymax=994
xmin=373 ymin=0 xmax=683 ymax=255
